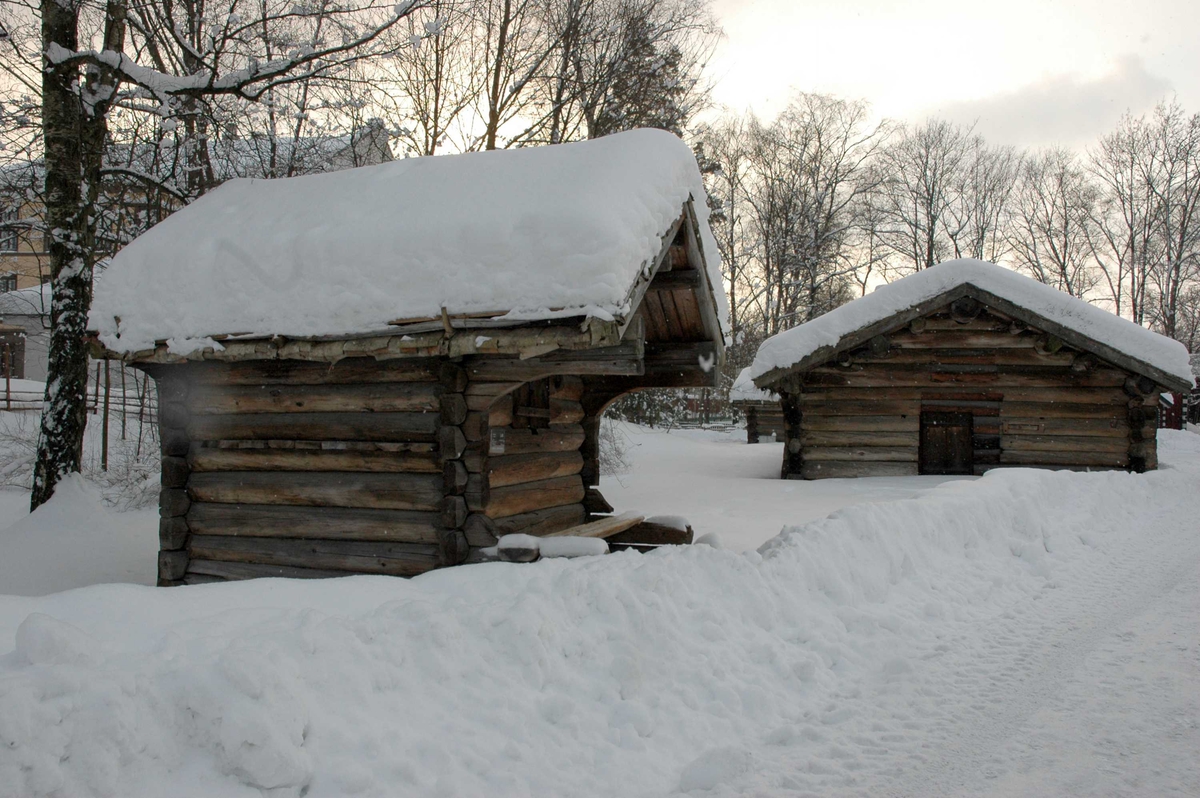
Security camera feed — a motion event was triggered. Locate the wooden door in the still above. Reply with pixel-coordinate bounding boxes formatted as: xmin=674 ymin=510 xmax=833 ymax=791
xmin=919 ymin=412 xmax=973 ymax=475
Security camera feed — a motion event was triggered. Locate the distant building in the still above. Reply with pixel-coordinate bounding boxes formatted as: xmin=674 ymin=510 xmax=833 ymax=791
xmin=751 ymin=260 xmax=1194 ymax=479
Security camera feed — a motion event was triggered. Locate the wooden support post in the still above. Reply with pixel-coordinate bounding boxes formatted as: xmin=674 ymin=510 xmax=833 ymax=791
xmin=746 ymin=406 xmax=759 ymax=444
xmin=157 ymin=373 xmax=191 ymax=586
xmin=780 ymin=393 xmax=803 ymax=478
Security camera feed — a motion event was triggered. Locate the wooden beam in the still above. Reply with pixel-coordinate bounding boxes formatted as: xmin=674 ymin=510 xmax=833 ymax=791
xmin=542 ymin=512 xmax=645 ymax=538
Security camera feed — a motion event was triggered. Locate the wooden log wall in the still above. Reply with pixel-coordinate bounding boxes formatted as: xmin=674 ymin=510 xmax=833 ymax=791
xmin=736 ymin=401 xmax=786 ymax=444
xmin=459 ymin=374 xmax=588 ymax=548
xmin=154 ymin=357 xmax=472 ymax=585
xmin=782 ymin=304 xmax=1164 ymax=479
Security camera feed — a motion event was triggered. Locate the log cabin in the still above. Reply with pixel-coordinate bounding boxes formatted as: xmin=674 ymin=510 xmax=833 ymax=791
xmin=749 ymin=260 xmax=1193 ymax=480
xmin=729 ymin=366 xmax=784 ymax=443
xmin=89 ymin=129 xmax=726 ymax=585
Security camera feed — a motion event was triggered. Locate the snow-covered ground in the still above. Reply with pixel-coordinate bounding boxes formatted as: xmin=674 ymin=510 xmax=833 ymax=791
xmin=601 ymin=424 xmax=973 ymax=552
xmin=1 ymin=427 xmax=1199 ymax=797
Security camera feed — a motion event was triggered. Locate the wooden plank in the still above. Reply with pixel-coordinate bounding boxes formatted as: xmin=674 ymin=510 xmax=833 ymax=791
xmin=183 ymin=358 xmax=442 ymax=386
xmin=799 ymin=461 xmax=920 ymax=479
xmin=486 ymin=451 xmax=584 ymax=488
xmin=492 ymin=504 xmax=587 ymax=537
xmin=640 ymin=290 xmax=671 ymax=341
xmin=804 ymin=368 xmax=1128 ymax=389
xmin=542 ymin=512 xmax=645 ymax=538
xmin=802 ymin=446 xmax=918 ymax=462
xmin=851 ymin=349 xmax=1077 ymax=367
xmin=999 ymin=418 xmax=1128 ymax=437
xmin=188 ymin=412 xmax=440 ymax=442
xmin=186 ymin=559 xmax=352 ymax=580
xmin=1000 ymin=435 xmax=1131 ymax=453
xmin=887 ymin=330 xmax=1042 ymax=349
xmin=486 ymin=475 xmax=585 ymax=519
xmin=187 ymin=536 xmax=440 ymax=577
xmin=799 ymin=431 xmax=920 ymax=447
xmin=656 ymin=289 xmax=687 ymax=341
xmin=187 ymin=471 xmax=443 ymax=511
xmin=187 ymin=382 xmax=443 ymax=414
xmin=488 ymin=425 xmax=585 ymax=456
xmin=188 ymin=445 xmax=440 ymax=473
xmin=670 ymin=288 xmax=706 ymax=339
xmin=801 ymin=400 xmax=921 ymax=417
xmin=186 ymin=502 xmax=442 ymax=543
xmin=999 ymin=402 xmax=1129 ymax=419
xmin=999 ymin=450 xmax=1130 ymax=467
xmin=801 ymin=416 xmax=919 ymax=432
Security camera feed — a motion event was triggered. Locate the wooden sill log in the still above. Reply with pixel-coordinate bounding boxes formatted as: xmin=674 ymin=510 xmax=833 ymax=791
xmin=541 ymin=512 xmax=645 ymax=539
xmin=606 ymin=520 xmax=694 ymax=546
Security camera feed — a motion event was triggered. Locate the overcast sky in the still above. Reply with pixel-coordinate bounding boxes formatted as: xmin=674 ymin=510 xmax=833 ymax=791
xmin=707 ymin=0 xmax=1199 ymax=148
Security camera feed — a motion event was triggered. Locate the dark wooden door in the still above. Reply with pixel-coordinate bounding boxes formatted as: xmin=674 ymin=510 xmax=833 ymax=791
xmin=919 ymin=412 xmax=973 ymax=475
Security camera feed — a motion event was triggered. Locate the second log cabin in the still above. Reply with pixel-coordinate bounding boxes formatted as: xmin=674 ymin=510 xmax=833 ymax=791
xmin=89 ymin=129 xmax=726 ymax=584
xmin=750 ymin=260 xmax=1193 ymax=480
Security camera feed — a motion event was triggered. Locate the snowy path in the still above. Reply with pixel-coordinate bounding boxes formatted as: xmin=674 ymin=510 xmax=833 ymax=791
xmin=713 ymin=446 xmax=1200 ymax=797
xmin=2 ymin=431 xmax=1199 ymax=797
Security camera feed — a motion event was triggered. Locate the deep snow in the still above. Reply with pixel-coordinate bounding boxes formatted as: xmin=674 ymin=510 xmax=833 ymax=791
xmin=1 ymin=430 xmax=1198 ymax=797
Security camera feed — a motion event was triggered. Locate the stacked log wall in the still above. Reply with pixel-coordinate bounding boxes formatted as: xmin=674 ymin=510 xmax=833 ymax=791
xmin=154 ymin=358 xmax=472 ymax=585
xmin=786 ymin=306 xmax=1162 ymax=479
xmin=736 ymin=401 xmax=786 ymax=443
xmin=460 ymin=374 xmax=588 ymax=547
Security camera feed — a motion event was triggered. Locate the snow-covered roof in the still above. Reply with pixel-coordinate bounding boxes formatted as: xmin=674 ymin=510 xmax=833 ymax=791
xmin=90 ymin=129 xmax=725 ymax=354
xmin=751 ymin=259 xmax=1193 ymax=391
xmin=729 ymin=366 xmax=777 ymax=403
xmin=0 ymin=284 xmax=50 ymax=317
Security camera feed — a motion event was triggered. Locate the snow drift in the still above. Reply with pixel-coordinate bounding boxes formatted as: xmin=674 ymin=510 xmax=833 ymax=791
xmin=2 ymin=432 xmax=1200 ymax=797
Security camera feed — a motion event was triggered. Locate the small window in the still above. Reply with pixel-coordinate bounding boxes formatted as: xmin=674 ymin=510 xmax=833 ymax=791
xmin=0 ymin=206 xmax=17 ymax=253
xmin=0 ymin=274 xmax=17 ymax=293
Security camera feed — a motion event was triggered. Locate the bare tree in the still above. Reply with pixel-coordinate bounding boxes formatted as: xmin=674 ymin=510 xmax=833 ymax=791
xmin=1090 ymin=111 xmax=1156 ymax=320
xmin=738 ymin=93 xmax=885 ymax=335
xmin=944 ymin=135 xmax=1019 ymax=262
xmin=876 ymin=119 xmax=972 ymax=274
xmin=1142 ymin=101 xmax=1200 ymax=341
xmin=1008 ymin=148 xmax=1100 ymax=297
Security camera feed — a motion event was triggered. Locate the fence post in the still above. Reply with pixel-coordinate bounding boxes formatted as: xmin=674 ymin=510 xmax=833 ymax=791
xmin=3 ymin=343 xmax=10 ymax=412
xmin=101 ymin=359 xmax=111 ymax=471
xmin=120 ymin=364 xmax=127 ymax=440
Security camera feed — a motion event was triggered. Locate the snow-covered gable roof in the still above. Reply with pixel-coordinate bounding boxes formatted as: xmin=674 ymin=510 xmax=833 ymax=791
xmin=751 ymin=259 xmax=1194 ymax=393
xmin=729 ymin=366 xmax=778 ymax=403
xmin=90 ymin=129 xmax=726 ymax=354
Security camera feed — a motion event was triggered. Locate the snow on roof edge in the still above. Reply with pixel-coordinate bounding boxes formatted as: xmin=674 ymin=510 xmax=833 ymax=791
xmin=750 ymin=260 xmax=1193 ymax=390
xmin=729 ymin=366 xmax=778 ymax=403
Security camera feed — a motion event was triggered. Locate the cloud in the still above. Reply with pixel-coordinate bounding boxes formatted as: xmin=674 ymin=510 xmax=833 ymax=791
xmin=924 ymin=55 xmax=1172 ymax=148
